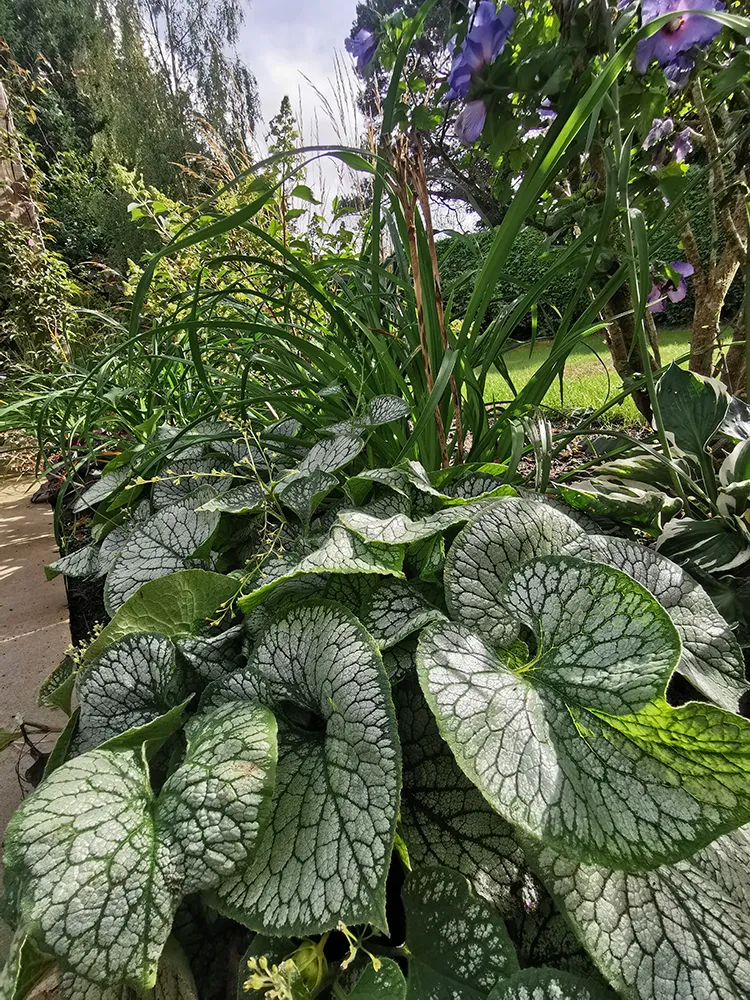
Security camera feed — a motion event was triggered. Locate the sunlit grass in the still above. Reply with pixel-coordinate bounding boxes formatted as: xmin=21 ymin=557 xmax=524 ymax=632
xmin=484 ymin=329 xmax=693 ymax=424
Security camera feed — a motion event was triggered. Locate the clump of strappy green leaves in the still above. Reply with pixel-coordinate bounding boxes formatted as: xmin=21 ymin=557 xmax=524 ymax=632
xmin=3 ymin=397 xmax=750 ymax=1000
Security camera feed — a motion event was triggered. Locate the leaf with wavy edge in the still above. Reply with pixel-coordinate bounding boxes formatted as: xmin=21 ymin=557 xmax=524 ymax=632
xmin=339 ymin=501 xmax=502 ymax=547
xmin=196 ymin=483 xmax=266 ymax=514
xmin=206 ymin=602 xmax=400 ymax=936
xmin=237 ymin=526 xmax=405 ymax=613
xmin=535 ymin=825 xmax=750 ymax=1000
xmin=45 ymin=545 xmax=103 ymax=582
xmin=402 ymin=867 xmax=519 ymax=1000
xmin=3 ymin=703 xmax=275 ymax=991
xmin=562 ymin=533 xmax=748 ymax=712
xmin=58 ymin=939 xmax=199 ymax=1000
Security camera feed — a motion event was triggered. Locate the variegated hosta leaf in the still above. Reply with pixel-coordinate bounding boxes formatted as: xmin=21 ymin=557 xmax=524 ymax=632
xmin=74 ymin=634 xmax=188 ymax=752
xmin=444 ymin=499 xmax=584 ymax=646
xmin=656 ymin=514 xmax=750 ymax=575
xmin=346 ymin=959 xmax=406 ymax=999
xmin=237 ymin=526 xmax=405 ymax=613
xmin=656 ymin=362 xmax=729 ymax=456
xmin=419 ymin=606 xmax=750 ymax=869
xmin=207 ymin=602 xmax=401 ymax=936
xmin=104 ymin=508 xmax=220 ymax=614
xmin=85 ymin=570 xmax=237 ymax=664
xmin=535 ymin=824 xmax=750 ymax=1000
xmin=3 ymin=704 xmax=276 ymax=992
xmin=562 ymin=533 xmax=748 ymax=712
xmin=324 ymin=576 xmax=446 ymax=649
xmin=402 ymin=867 xmax=519 ymax=1000
xmin=196 ymin=482 xmax=266 ymax=515
xmin=339 ymin=501 xmax=502 ymax=547
xmin=45 ymin=544 xmax=104 ymax=581
xmin=487 ymin=969 xmax=617 ymax=1000
xmin=553 ymin=478 xmax=681 ymax=530
xmin=176 ymin=625 xmax=245 ymax=684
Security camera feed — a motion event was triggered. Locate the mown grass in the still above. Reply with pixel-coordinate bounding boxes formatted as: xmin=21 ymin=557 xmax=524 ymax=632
xmin=484 ymin=329 xmax=692 ymax=424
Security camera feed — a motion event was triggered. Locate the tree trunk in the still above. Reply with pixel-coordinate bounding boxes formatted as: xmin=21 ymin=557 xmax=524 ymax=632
xmin=689 ymin=245 xmax=741 ymax=376
xmin=0 ymin=79 xmax=42 ymax=240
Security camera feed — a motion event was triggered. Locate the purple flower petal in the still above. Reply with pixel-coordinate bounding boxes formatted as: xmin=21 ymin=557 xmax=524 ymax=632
xmin=671 ymin=127 xmax=694 ymax=161
xmin=446 ymin=3 xmax=515 ymax=99
xmin=647 ymin=282 xmax=667 ymax=312
xmin=671 ymin=260 xmax=695 ymax=277
xmin=456 ymin=99 xmax=488 ymax=144
xmin=643 ymin=116 xmax=674 ymax=150
xmin=637 ymin=0 xmax=725 ymax=72
xmin=345 ymin=28 xmax=378 ymax=76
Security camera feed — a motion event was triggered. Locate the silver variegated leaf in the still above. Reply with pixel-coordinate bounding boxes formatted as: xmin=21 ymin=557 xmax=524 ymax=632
xmin=104 ymin=507 xmax=220 ymax=614
xmin=196 ymin=482 xmax=266 ymax=515
xmin=207 ymin=602 xmax=400 ymax=936
xmin=562 ymin=533 xmax=748 ymax=712
xmin=176 ymin=625 xmax=245 ymax=684
xmin=324 ymin=576 xmax=445 ymax=649
xmin=535 ymin=824 xmax=750 ymax=1000
xmin=237 ymin=526 xmax=405 ymax=613
xmin=346 ymin=959 xmax=406 ymax=999
xmin=75 ymin=634 xmax=187 ymax=752
xmin=339 ymin=501 xmax=501 ymax=547
xmin=3 ymin=704 xmax=276 ymax=991
xmin=444 ymin=498 xmax=584 ymax=646
xmin=419 ymin=546 xmax=750 ymax=870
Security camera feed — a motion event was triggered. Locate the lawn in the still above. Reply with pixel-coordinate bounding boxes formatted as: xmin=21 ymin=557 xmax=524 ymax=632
xmin=484 ymin=329 xmax=692 ymax=424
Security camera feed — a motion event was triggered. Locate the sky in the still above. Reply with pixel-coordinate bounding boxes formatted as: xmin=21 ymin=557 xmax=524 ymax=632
xmin=237 ymin=0 xmax=363 ymax=203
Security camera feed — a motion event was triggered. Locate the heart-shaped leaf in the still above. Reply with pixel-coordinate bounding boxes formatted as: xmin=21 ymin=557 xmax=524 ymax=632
xmin=324 ymin=576 xmax=446 ymax=649
xmin=206 ymin=602 xmax=400 ymax=936
xmin=562 ymin=533 xmax=748 ymax=712
xmin=444 ymin=498 xmax=584 ymax=646
xmin=339 ymin=501 xmax=500 ymax=547
xmin=3 ymin=703 xmax=276 ymax=990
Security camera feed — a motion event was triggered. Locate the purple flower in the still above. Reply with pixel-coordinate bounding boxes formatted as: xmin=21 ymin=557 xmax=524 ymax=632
xmin=643 ymin=117 xmax=674 ymax=150
xmin=456 ymin=100 xmax=488 ymax=144
xmin=647 ymin=260 xmax=695 ymax=312
xmin=538 ymin=98 xmax=557 ymax=121
xmin=446 ymin=2 xmax=516 ymax=100
xmin=672 ymin=127 xmax=694 ymax=161
xmin=345 ymin=29 xmax=377 ymax=76
xmin=636 ymin=0 xmax=725 ymax=78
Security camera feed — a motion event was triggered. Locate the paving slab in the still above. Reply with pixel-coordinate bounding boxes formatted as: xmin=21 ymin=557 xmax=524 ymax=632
xmin=0 ymin=478 xmax=70 ymax=960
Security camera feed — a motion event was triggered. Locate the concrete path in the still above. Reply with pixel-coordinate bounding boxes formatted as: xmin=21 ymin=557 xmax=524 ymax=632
xmin=0 ymin=478 xmax=70 ymax=960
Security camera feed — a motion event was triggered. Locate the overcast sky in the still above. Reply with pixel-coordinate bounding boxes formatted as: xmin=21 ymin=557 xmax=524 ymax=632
xmin=237 ymin=0 xmax=362 ymax=200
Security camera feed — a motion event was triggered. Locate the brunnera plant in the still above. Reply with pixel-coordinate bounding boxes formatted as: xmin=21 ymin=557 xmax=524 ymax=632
xmin=2 ymin=405 xmax=750 ymax=1000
